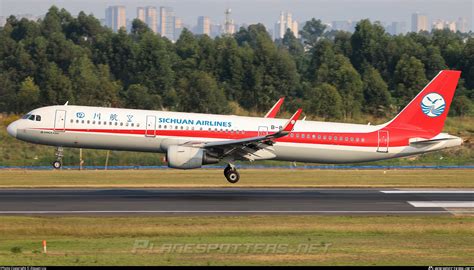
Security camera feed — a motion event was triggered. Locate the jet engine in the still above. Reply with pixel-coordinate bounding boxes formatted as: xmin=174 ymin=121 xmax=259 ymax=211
xmin=166 ymin=145 xmax=219 ymax=169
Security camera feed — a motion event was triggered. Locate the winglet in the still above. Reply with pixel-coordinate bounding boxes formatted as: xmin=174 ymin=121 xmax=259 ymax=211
xmin=282 ymin=108 xmax=302 ymax=133
xmin=264 ymin=97 xmax=285 ymax=118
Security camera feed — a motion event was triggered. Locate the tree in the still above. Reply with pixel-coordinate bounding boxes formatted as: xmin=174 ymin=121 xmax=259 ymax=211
xmin=41 ymin=63 xmax=74 ymax=105
xmin=350 ymin=19 xmax=389 ymax=76
xmin=394 ymin=55 xmax=427 ymax=105
xmin=176 ymin=71 xmax=229 ymax=114
xmin=361 ymin=65 xmax=391 ymax=116
xmin=125 ymin=84 xmax=162 ymax=110
xmin=299 ymin=18 xmax=326 ymax=49
xmin=17 ymin=77 xmax=40 ymax=112
xmin=451 ymin=95 xmax=472 ymax=116
xmin=305 ymin=83 xmax=343 ymax=119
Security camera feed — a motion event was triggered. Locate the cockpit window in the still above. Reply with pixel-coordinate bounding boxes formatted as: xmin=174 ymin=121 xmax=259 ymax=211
xmin=22 ymin=114 xmax=31 ymax=119
xmin=35 ymin=115 xmax=41 ymax=121
xmin=28 ymin=115 xmax=35 ymax=121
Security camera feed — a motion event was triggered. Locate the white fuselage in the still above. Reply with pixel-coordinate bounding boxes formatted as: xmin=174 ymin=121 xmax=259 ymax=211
xmin=6 ymin=105 xmax=462 ymax=164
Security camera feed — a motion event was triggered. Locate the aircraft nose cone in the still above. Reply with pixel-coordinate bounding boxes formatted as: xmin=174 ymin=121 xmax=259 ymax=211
xmin=7 ymin=121 xmax=18 ymax=138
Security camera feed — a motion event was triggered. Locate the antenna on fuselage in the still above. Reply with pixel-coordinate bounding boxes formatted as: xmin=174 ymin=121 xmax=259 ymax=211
xmin=64 ymin=101 xmax=69 ymax=106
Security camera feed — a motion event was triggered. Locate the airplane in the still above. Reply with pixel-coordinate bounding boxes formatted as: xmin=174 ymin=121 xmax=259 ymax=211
xmin=6 ymin=70 xmax=463 ymax=183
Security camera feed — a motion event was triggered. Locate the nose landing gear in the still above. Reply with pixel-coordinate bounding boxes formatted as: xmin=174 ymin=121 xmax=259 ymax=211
xmin=224 ymin=164 xmax=240 ymax=183
xmin=52 ymin=147 xmax=63 ymax=169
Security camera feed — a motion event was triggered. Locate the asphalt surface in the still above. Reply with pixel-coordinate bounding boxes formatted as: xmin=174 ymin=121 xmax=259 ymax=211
xmin=0 ymin=188 xmax=472 ymax=215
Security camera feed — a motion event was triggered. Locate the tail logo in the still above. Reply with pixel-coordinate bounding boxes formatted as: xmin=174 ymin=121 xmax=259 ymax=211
xmin=421 ymin=92 xmax=446 ymax=117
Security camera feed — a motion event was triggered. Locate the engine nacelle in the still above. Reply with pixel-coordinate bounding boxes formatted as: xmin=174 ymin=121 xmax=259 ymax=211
xmin=166 ymin=145 xmax=219 ymax=169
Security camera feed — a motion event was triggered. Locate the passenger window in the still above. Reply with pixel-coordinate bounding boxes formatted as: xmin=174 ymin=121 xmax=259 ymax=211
xmin=87 ymin=120 xmax=90 ymax=124
xmin=70 ymin=119 xmax=74 ymax=123
xmin=81 ymin=120 xmax=85 ymax=124
xmin=302 ymin=134 xmax=305 ymax=138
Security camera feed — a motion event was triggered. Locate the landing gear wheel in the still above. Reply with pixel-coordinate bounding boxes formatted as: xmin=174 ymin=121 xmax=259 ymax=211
xmin=52 ymin=147 xmax=64 ymax=169
xmin=52 ymin=160 xmax=62 ymax=169
xmin=224 ymin=166 xmax=240 ymax=184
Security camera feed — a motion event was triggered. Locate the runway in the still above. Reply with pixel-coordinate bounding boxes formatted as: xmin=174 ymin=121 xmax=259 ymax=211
xmin=0 ymin=188 xmax=472 ymax=215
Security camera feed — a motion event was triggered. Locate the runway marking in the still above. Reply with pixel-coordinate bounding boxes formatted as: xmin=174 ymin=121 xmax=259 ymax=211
xmin=408 ymin=201 xmax=474 ymax=208
xmin=0 ymin=210 xmax=474 ymax=214
xmin=382 ymin=191 xmax=474 ymax=194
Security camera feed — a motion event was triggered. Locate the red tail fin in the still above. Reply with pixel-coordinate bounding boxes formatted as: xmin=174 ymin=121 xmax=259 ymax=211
xmin=384 ymin=70 xmax=461 ymax=136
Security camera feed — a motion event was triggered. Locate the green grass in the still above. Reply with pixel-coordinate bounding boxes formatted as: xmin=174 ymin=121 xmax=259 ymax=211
xmin=0 ymin=215 xmax=472 ymax=265
xmin=1 ymin=115 xmax=473 ymax=167
xmin=0 ymin=169 xmax=472 ymax=188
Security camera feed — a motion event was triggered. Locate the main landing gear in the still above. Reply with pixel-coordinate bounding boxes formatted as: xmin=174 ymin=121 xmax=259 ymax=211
xmin=224 ymin=164 xmax=240 ymax=184
xmin=52 ymin=147 xmax=63 ymax=169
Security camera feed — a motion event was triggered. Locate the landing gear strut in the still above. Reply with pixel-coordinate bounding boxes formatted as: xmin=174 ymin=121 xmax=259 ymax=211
xmin=52 ymin=147 xmax=63 ymax=169
xmin=224 ymin=164 xmax=240 ymax=184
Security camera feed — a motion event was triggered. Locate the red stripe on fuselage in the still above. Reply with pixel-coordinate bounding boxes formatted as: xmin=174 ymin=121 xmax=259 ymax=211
xmin=33 ymin=127 xmax=427 ymax=147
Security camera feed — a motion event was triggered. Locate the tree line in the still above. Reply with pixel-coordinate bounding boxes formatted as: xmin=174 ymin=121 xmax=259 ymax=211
xmin=0 ymin=6 xmax=473 ymax=119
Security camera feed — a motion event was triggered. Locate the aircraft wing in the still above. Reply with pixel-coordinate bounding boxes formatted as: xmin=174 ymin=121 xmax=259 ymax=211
xmin=183 ymin=109 xmax=302 ymax=161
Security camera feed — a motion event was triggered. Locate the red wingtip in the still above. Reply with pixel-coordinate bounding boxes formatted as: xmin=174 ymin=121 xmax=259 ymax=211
xmin=264 ymin=97 xmax=285 ymax=118
xmin=282 ymin=108 xmax=302 ymax=132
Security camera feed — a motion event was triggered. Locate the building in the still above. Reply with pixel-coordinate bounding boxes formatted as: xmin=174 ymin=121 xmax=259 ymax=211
xmin=432 ymin=19 xmax=457 ymax=32
xmin=456 ymin=17 xmax=468 ymax=33
xmin=224 ymin=8 xmax=236 ymax=35
xmin=145 ymin=7 xmax=158 ymax=33
xmin=137 ymin=7 xmax=146 ymax=23
xmin=385 ymin=21 xmax=406 ymax=35
xmin=331 ymin=20 xmax=356 ymax=32
xmin=136 ymin=7 xmax=158 ymax=33
xmin=174 ymin=17 xmax=183 ymax=41
xmin=160 ymin=6 xmax=175 ymax=41
xmin=105 ymin=5 xmax=126 ymax=32
xmin=197 ymin=16 xmax=211 ymax=36
xmin=274 ymin=11 xmax=298 ymax=40
xmin=411 ymin=13 xmax=429 ymax=32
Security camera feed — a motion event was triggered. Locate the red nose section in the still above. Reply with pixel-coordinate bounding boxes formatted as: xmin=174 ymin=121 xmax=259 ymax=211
xmin=385 ymin=70 xmax=461 ymax=136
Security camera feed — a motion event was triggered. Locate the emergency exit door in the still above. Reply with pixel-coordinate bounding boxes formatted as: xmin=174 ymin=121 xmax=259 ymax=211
xmin=145 ymin=115 xmax=156 ymax=137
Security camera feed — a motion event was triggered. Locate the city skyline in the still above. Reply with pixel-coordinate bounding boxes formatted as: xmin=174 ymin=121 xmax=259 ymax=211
xmin=1 ymin=0 xmax=472 ymax=29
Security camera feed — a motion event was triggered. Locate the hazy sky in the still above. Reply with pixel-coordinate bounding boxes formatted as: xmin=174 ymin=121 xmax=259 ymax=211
xmin=0 ymin=0 xmax=472 ymax=29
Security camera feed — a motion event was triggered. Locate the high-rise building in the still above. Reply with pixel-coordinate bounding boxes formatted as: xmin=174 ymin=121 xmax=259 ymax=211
xmin=432 ymin=19 xmax=457 ymax=32
xmin=174 ymin=17 xmax=183 ymax=40
xmin=456 ymin=17 xmax=468 ymax=33
xmin=274 ymin=11 xmax=298 ymax=40
xmin=136 ymin=7 xmax=158 ymax=33
xmin=105 ymin=5 xmax=126 ymax=32
xmin=145 ymin=6 xmax=158 ymax=33
xmin=411 ymin=13 xmax=429 ymax=32
xmin=197 ymin=16 xmax=211 ymax=36
xmin=224 ymin=8 xmax=236 ymax=35
xmin=137 ymin=7 xmax=146 ymax=23
xmin=385 ymin=21 xmax=406 ymax=35
xmin=160 ymin=7 xmax=175 ymax=41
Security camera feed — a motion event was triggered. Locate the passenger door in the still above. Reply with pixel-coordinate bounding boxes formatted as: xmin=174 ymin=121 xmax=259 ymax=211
xmin=54 ymin=110 xmax=66 ymax=132
xmin=377 ymin=130 xmax=389 ymax=153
